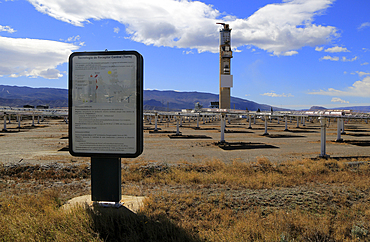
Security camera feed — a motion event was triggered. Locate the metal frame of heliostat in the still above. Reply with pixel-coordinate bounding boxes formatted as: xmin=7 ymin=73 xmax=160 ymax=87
xmin=68 ymin=50 xmax=143 ymax=203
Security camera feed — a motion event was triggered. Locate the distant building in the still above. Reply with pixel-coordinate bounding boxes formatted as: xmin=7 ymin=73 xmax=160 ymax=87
xmin=36 ymin=105 xmax=49 ymax=109
xmin=210 ymin=101 xmax=219 ymax=108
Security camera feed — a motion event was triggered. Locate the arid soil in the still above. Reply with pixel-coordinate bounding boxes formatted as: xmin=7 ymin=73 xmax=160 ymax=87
xmin=0 ymin=116 xmax=369 ymax=203
xmin=1 ymin=116 xmax=369 ymax=165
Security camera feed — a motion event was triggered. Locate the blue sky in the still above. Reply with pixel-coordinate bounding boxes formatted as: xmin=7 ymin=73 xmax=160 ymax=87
xmin=0 ymin=0 xmax=369 ymax=110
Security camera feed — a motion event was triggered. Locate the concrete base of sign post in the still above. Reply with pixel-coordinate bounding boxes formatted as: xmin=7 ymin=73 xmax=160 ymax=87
xmin=63 ymin=195 xmax=146 ymax=213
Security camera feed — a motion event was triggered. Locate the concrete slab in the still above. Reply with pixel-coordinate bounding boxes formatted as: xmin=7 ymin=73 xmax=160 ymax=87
xmin=63 ymin=195 xmax=146 ymax=213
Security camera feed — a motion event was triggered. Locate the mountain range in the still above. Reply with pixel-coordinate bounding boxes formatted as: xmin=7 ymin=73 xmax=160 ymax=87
xmin=308 ymin=105 xmax=370 ymax=112
xmin=143 ymin=90 xmax=280 ymax=111
xmin=0 ymin=85 xmax=68 ymax=108
xmin=0 ymin=85 xmax=369 ymax=112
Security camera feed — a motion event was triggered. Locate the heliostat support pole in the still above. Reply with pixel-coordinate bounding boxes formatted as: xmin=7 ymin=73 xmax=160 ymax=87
xmin=154 ymin=112 xmax=158 ymax=131
xmin=319 ymin=117 xmax=329 ymax=158
xmin=263 ymin=116 xmax=269 ymax=136
xmin=17 ymin=115 xmax=21 ymax=128
xmin=296 ymin=116 xmax=299 ymax=128
xmin=3 ymin=114 xmax=7 ymax=131
xmin=176 ymin=114 xmax=181 ymax=135
xmin=220 ymin=114 xmax=225 ymax=143
xmin=284 ymin=116 xmax=288 ymax=131
xmin=336 ymin=117 xmax=343 ymax=142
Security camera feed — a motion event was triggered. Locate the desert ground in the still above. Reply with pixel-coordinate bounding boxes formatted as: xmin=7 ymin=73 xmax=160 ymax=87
xmin=1 ymin=115 xmax=370 ymax=241
xmin=0 ymin=115 xmax=369 ymax=166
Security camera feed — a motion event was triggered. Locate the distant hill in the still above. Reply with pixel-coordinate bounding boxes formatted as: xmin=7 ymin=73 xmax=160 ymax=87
xmin=308 ymin=106 xmax=327 ymax=111
xmin=143 ymin=90 xmax=284 ymax=111
xmin=0 ymin=85 xmax=284 ymax=111
xmin=0 ymin=85 xmax=68 ymax=108
xmin=333 ymin=106 xmax=370 ymax=112
xmin=307 ymin=105 xmax=370 ymax=112
xmin=0 ymin=85 xmax=368 ymax=112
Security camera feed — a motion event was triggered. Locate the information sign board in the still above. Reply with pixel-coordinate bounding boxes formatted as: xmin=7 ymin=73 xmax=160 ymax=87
xmin=68 ymin=51 xmax=143 ymax=157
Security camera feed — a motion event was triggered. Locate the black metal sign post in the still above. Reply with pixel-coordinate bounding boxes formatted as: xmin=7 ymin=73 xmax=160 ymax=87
xmin=91 ymin=157 xmax=121 ymax=202
xmin=68 ymin=50 xmax=143 ymax=202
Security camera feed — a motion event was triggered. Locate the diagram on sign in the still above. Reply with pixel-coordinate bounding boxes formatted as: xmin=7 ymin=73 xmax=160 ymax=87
xmin=73 ymin=62 xmax=136 ymax=107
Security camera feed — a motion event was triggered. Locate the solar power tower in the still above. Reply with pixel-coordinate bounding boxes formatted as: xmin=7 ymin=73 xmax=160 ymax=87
xmin=217 ymin=23 xmax=233 ymax=109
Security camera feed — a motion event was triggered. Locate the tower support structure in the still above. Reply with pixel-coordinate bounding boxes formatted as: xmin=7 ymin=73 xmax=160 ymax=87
xmin=217 ymin=23 xmax=233 ymax=109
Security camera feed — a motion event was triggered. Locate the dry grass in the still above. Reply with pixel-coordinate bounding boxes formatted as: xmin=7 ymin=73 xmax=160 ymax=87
xmin=121 ymin=157 xmax=370 ymax=241
xmin=122 ymin=157 xmax=370 ymax=190
xmin=2 ymin=157 xmax=370 ymax=241
xmin=0 ymin=163 xmax=90 ymax=180
xmin=0 ymin=190 xmax=100 ymax=242
xmin=142 ymin=191 xmax=370 ymax=241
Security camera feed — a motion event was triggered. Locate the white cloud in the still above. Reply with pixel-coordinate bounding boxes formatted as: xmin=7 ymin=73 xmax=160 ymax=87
xmin=331 ymin=97 xmax=349 ymax=104
xmin=232 ymin=0 xmax=337 ymax=56
xmin=27 ymin=0 xmax=337 ymax=55
xmin=361 ymin=62 xmax=369 ymax=66
xmin=308 ymin=76 xmax=370 ymax=97
xmin=358 ymin=22 xmax=370 ymax=30
xmin=315 ymin=46 xmax=324 ymax=51
xmin=261 ymin=91 xmax=294 ymax=97
xmin=114 ymin=27 xmax=120 ymax=33
xmin=320 ymin=55 xmax=358 ymax=62
xmin=0 ymin=36 xmax=79 ymax=79
xmin=61 ymin=35 xmax=84 ymax=46
xmin=319 ymin=55 xmax=356 ymax=62
xmin=0 ymin=25 xmax=16 ymax=33
xmin=66 ymin=35 xmax=80 ymax=42
xmin=356 ymin=71 xmax=370 ymax=77
xmin=182 ymin=50 xmax=194 ymax=54
xmin=320 ymin=55 xmax=339 ymax=61
xmin=324 ymin=46 xmax=350 ymax=53
xmin=282 ymin=50 xmax=298 ymax=56
xmin=342 ymin=56 xmax=357 ymax=62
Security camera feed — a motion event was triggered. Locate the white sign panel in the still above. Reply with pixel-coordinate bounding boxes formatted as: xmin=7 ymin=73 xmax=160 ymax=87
xmin=69 ymin=51 xmax=143 ymax=157
xmin=221 ymin=74 xmax=233 ymax=88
